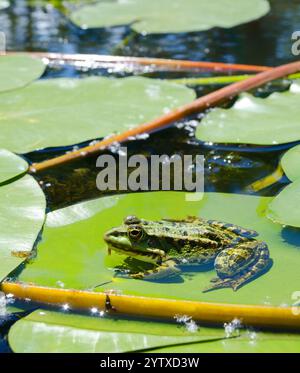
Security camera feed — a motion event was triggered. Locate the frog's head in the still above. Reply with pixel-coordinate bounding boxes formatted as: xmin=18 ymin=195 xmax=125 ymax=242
xmin=104 ymin=216 xmax=165 ymax=264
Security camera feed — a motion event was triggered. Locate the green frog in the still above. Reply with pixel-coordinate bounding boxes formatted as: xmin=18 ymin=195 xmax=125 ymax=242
xmin=104 ymin=215 xmax=270 ymax=292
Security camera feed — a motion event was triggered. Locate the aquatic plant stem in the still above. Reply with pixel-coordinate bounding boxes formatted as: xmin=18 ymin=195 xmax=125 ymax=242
xmin=5 ymin=51 xmax=270 ymax=72
xmin=28 ymin=60 xmax=300 ymax=174
xmin=1 ymin=282 xmax=300 ymax=330
xmin=169 ymin=73 xmax=300 ymax=86
xmin=248 ymin=165 xmax=285 ymax=193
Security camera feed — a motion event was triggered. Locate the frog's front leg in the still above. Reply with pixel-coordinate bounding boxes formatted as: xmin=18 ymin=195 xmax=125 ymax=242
xmin=203 ymin=241 xmax=270 ymax=292
xmin=130 ymin=259 xmax=181 ymax=280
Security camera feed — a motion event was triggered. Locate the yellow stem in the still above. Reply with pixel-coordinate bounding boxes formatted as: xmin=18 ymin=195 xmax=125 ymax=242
xmin=2 ymin=282 xmax=300 ymax=330
xmin=248 ymin=165 xmax=285 ymax=193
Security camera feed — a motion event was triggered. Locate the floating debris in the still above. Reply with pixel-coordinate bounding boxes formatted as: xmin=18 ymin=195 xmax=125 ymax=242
xmin=56 ymin=280 xmax=65 ymax=288
xmin=185 ymin=320 xmax=199 ymax=333
xmin=246 ymin=330 xmax=258 ymax=345
xmin=174 ymin=314 xmax=199 ymax=333
xmin=224 ymin=318 xmax=242 ymax=338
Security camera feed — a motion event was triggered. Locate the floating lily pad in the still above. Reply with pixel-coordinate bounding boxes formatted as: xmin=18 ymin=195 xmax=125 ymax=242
xmin=196 ymin=82 xmax=300 ymax=145
xmin=0 ymin=55 xmax=45 ymax=93
xmin=155 ymin=331 xmax=300 ymax=352
xmin=8 ymin=310 xmax=224 ymax=353
xmin=0 ymin=175 xmax=46 ymax=281
xmin=46 ymin=196 xmax=123 ymax=228
xmin=0 ymin=149 xmax=28 ymax=185
xmin=17 ymin=192 xmax=300 ymax=307
xmin=281 ymin=145 xmax=300 ymax=182
xmin=0 ymin=76 xmax=195 ymax=153
xmin=70 ymin=0 xmax=270 ymax=34
xmin=267 ymin=180 xmax=300 ymax=228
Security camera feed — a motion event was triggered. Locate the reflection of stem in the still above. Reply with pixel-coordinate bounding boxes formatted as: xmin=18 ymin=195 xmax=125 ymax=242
xmin=28 ymin=60 xmax=300 ymax=174
xmin=247 ymin=165 xmax=285 ymax=193
xmin=2 ymin=281 xmax=300 ymax=330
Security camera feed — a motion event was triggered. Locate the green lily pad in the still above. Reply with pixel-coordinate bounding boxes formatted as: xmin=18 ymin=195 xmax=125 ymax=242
xmin=45 ymin=196 xmax=123 ymax=228
xmin=17 ymin=192 xmax=300 ymax=306
xmin=0 ymin=55 xmax=46 ymax=93
xmin=196 ymin=82 xmax=300 ymax=145
xmin=0 ymin=149 xmax=28 ymax=185
xmin=0 ymin=76 xmax=195 ymax=153
xmin=267 ymin=180 xmax=300 ymax=228
xmin=8 ymin=310 xmax=225 ymax=353
xmin=70 ymin=0 xmax=270 ymax=34
xmin=281 ymin=145 xmax=300 ymax=182
xmin=0 ymin=175 xmax=46 ymax=281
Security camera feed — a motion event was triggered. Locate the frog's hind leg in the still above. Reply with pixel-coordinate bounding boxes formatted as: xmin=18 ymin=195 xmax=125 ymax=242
xmin=229 ymin=242 xmax=270 ymax=291
xmin=207 ymin=220 xmax=258 ymax=238
xmin=203 ymin=241 xmax=270 ymax=292
xmin=129 ymin=260 xmax=181 ymax=280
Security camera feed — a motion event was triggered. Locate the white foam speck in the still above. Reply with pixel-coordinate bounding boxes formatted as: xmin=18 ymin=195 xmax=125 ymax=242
xmin=290 ymin=83 xmax=300 ymax=93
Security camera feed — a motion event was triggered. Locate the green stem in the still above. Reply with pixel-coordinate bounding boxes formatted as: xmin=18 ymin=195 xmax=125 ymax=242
xmin=168 ymin=73 xmax=300 ymax=86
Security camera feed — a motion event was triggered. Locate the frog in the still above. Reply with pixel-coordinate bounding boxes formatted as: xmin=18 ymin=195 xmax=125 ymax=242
xmin=104 ymin=215 xmax=270 ymax=292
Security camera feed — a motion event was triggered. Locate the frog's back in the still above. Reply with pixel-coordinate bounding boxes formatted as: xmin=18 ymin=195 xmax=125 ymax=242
xmin=141 ymin=218 xmax=233 ymax=242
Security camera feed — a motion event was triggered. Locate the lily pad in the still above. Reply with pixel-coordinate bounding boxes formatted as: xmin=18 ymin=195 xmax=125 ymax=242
xmin=154 ymin=331 xmax=300 ymax=352
xmin=0 ymin=55 xmax=46 ymax=93
xmin=46 ymin=196 xmax=123 ymax=228
xmin=267 ymin=180 xmax=300 ymax=228
xmin=196 ymin=82 xmax=300 ymax=145
xmin=17 ymin=192 xmax=300 ymax=307
xmin=0 ymin=149 xmax=28 ymax=185
xmin=8 ymin=310 xmax=224 ymax=353
xmin=281 ymin=145 xmax=300 ymax=182
xmin=0 ymin=76 xmax=195 ymax=153
xmin=70 ymin=0 xmax=270 ymax=34
xmin=0 ymin=175 xmax=46 ymax=281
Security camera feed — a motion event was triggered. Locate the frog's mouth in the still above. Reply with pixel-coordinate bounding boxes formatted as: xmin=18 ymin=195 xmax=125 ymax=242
xmin=104 ymin=233 xmax=164 ymax=264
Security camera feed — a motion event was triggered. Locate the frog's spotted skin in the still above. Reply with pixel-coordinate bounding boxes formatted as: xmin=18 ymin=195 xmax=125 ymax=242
xmin=104 ymin=216 xmax=270 ymax=292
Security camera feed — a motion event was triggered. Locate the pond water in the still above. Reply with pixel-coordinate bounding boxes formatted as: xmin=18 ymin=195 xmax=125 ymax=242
xmin=0 ymin=0 xmax=300 ymax=353
xmin=1 ymin=0 xmax=299 ymax=209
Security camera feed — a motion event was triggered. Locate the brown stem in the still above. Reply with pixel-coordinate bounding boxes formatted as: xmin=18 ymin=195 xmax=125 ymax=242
xmin=28 ymin=60 xmax=300 ymax=174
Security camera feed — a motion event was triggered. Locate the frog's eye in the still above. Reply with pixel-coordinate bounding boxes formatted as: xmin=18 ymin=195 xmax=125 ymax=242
xmin=128 ymin=225 xmax=144 ymax=241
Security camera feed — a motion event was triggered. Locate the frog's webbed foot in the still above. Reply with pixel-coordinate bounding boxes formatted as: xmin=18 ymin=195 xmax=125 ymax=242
xmin=115 ymin=259 xmax=181 ymax=281
xmin=203 ymin=276 xmax=246 ymax=292
xmin=130 ymin=260 xmax=181 ymax=280
xmin=203 ymin=277 xmax=237 ymax=293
